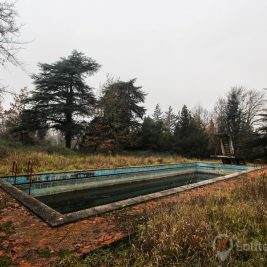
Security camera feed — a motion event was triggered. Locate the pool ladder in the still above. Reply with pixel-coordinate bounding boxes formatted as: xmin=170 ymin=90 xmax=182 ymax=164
xmin=11 ymin=160 xmax=34 ymax=195
xmin=254 ymin=159 xmax=265 ymax=169
xmin=27 ymin=160 xmax=34 ymax=195
xmin=11 ymin=161 xmax=18 ymax=185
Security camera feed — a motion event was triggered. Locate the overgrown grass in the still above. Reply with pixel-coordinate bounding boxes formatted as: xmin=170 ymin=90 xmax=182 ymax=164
xmin=58 ymin=174 xmax=267 ymax=267
xmin=37 ymin=247 xmax=74 ymax=259
xmin=0 ymin=256 xmax=12 ymax=267
xmin=0 ymin=194 xmax=12 ymax=210
xmin=1 ymin=221 xmax=13 ymax=234
xmin=0 ymin=141 xmax=197 ymax=175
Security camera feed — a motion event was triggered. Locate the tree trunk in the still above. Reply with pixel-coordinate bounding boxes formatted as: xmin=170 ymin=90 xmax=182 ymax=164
xmin=65 ymin=132 xmax=72 ymax=149
xmin=65 ymin=80 xmax=73 ymax=149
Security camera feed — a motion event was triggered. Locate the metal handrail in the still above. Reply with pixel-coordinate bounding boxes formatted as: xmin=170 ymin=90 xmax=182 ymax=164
xmin=254 ymin=159 xmax=264 ymax=169
xmin=11 ymin=161 xmax=18 ymax=185
xmin=27 ymin=160 xmax=34 ymax=195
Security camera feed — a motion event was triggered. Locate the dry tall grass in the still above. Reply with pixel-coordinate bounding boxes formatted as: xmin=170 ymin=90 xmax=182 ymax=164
xmin=60 ymin=174 xmax=267 ymax=267
xmin=0 ymin=149 xmax=194 ymax=176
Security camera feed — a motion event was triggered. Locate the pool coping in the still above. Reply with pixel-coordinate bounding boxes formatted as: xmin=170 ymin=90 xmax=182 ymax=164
xmin=0 ymin=162 xmax=250 ymax=182
xmin=0 ymin=164 xmax=257 ymax=227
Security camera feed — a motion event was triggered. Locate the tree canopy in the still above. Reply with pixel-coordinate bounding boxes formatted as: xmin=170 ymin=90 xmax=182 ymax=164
xmin=174 ymin=105 xmax=209 ymax=158
xmin=214 ymin=87 xmax=264 ymax=156
xmin=153 ymin=104 xmax=163 ymax=122
xmin=82 ymin=78 xmax=146 ymax=151
xmin=27 ymin=50 xmax=100 ymax=148
xmin=0 ymin=45 xmax=265 ymax=161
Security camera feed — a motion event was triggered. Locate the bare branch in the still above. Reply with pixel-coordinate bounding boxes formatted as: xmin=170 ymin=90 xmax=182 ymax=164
xmin=0 ymin=1 xmax=22 ymax=66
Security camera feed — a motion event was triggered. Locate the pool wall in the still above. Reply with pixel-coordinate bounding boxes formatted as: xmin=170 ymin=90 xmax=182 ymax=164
xmin=15 ymin=166 xmax=231 ymax=197
xmin=0 ymin=163 xmax=256 ymax=227
xmin=2 ymin=162 xmax=250 ymax=185
xmin=2 ymin=163 xmax=250 ymax=197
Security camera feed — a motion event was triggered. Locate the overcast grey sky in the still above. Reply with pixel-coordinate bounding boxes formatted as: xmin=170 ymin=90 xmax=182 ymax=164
xmin=1 ymin=0 xmax=267 ymax=114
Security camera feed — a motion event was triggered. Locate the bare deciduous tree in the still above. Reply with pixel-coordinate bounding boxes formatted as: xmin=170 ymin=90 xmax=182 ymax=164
xmin=213 ymin=97 xmax=227 ymax=132
xmin=192 ymin=104 xmax=211 ymax=128
xmin=0 ymin=1 xmax=21 ymax=67
xmin=213 ymin=87 xmax=265 ymax=156
xmin=243 ymin=89 xmax=265 ymax=128
xmin=0 ymin=96 xmax=4 ymax=135
xmin=214 ymin=87 xmax=265 ymax=132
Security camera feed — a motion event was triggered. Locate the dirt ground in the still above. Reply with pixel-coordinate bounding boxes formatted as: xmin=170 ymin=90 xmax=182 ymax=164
xmin=0 ymin=168 xmax=265 ymax=267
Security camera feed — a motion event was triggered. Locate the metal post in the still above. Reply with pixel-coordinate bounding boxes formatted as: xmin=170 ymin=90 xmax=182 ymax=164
xmin=11 ymin=161 xmax=18 ymax=185
xmin=27 ymin=160 xmax=33 ymax=195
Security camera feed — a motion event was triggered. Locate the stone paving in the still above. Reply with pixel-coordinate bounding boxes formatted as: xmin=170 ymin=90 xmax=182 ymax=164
xmin=0 ymin=168 xmax=265 ymax=266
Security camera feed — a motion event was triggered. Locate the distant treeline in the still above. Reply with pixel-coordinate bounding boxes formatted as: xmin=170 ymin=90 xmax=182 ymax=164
xmin=0 ymin=51 xmax=266 ymax=159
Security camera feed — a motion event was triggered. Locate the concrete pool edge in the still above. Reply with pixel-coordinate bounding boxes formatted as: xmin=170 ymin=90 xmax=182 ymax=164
xmin=0 ymin=178 xmax=65 ymax=226
xmin=1 ymin=162 xmax=250 ymax=185
xmin=0 ymin=167 xmax=257 ymax=227
xmin=62 ymin=168 xmax=255 ymax=224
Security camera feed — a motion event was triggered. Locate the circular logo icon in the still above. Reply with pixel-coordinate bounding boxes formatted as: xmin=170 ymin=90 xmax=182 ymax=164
xmin=213 ymin=234 xmax=233 ymax=262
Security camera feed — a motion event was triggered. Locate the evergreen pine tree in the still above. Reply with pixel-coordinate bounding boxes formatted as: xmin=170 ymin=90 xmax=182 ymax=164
xmin=28 ymin=50 xmax=100 ymax=148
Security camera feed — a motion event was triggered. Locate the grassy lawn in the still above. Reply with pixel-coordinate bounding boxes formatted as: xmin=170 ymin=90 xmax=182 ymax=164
xmin=58 ymin=172 xmax=267 ymax=267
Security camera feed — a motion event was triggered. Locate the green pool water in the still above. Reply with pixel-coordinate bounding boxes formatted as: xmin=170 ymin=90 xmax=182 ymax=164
xmin=37 ymin=172 xmax=219 ymax=214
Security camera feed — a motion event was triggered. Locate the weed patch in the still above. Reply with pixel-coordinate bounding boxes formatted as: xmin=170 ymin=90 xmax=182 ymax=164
xmin=1 ymin=221 xmax=13 ymax=234
xmin=0 ymin=256 xmax=12 ymax=267
xmin=64 ymin=174 xmax=267 ymax=267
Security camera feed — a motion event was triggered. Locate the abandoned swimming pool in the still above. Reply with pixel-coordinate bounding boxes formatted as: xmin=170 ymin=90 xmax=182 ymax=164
xmin=0 ymin=163 xmax=256 ymax=226
xmin=38 ymin=172 xmax=219 ymax=214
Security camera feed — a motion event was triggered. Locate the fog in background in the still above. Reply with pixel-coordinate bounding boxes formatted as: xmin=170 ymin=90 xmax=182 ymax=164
xmin=1 ymin=0 xmax=267 ymax=114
